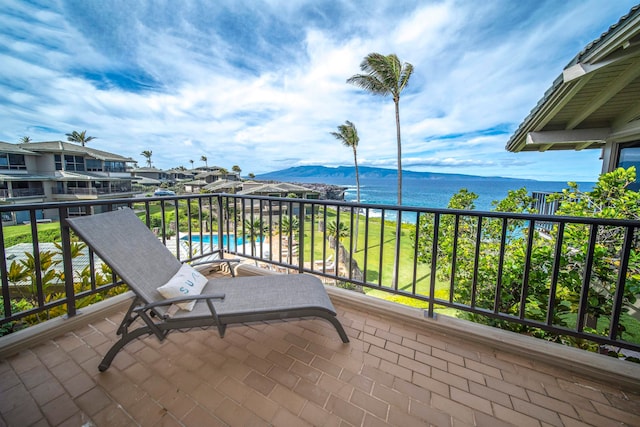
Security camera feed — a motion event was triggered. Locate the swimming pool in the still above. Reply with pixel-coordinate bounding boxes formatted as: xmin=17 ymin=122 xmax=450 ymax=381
xmin=181 ymin=234 xmax=260 ymax=250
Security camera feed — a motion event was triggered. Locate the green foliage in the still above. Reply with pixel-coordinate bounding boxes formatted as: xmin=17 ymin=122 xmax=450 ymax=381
xmin=414 ymin=167 xmax=640 ymax=352
xmin=1 ymin=240 xmax=127 ymax=335
xmin=326 ymin=220 xmax=349 ymax=241
xmin=0 ymin=297 xmax=34 ymax=335
xmin=279 ymin=215 xmax=299 ymax=235
xmin=3 ymin=223 xmax=61 ymax=247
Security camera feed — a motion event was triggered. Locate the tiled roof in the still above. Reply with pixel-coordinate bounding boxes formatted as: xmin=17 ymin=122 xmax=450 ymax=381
xmin=506 ymin=4 xmax=640 ymax=152
xmin=0 ymin=142 xmax=40 ymax=155
xmin=15 ymin=141 xmax=135 ymax=162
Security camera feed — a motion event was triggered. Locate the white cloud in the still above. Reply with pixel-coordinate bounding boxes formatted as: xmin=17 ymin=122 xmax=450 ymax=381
xmin=0 ymin=0 xmax=635 ymax=181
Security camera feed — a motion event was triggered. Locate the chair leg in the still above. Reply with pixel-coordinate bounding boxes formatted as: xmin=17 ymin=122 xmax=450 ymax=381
xmin=325 ymin=316 xmax=350 ymax=343
xmin=98 ymin=326 xmax=153 ymax=372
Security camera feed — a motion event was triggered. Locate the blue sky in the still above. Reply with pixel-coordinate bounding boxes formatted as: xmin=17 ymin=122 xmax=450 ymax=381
xmin=1 ymin=0 xmax=637 ymax=181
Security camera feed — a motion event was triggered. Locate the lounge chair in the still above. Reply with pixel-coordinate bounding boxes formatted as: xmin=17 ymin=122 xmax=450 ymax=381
xmin=66 ymin=208 xmax=349 ymax=371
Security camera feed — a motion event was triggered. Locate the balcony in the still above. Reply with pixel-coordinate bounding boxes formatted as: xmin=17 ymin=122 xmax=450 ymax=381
xmin=0 ymin=188 xmax=45 ymax=200
xmin=51 ymin=186 xmax=136 ymax=200
xmin=1 ymin=195 xmax=639 ymax=425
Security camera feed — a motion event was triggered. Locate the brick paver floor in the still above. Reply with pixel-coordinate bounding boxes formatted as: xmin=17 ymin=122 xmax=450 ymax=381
xmin=1 ymin=273 xmax=639 ymax=426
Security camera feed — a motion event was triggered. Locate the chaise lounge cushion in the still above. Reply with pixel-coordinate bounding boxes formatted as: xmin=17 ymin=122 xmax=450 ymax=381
xmin=157 ymin=263 xmax=208 ymax=311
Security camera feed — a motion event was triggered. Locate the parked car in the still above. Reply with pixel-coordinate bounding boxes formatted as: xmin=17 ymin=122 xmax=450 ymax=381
xmin=154 ymin=189 xmax=176 ymax=197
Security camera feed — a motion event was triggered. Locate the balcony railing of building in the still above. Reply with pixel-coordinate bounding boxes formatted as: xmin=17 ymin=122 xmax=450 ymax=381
xmin=1 ymin=194 xmax=639 ymax=356
xmin=0 ymin=188 xmax=45 ymax=198
xmin=51 ymin=186 xmax=134 ymax=196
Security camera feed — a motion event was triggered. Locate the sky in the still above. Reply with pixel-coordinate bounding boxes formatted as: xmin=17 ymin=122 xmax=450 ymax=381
xmin=1 ymin=0 xmax=637 ymax=181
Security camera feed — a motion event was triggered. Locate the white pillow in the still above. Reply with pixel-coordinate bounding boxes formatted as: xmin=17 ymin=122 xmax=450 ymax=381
xmin=157 ymin=263 xmax=208 ymax=311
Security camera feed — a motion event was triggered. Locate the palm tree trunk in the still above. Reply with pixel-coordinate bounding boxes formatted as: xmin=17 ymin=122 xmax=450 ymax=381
xmin=392 ymin=99 xmax=402 ymax=288
xmin=353 ymin=148 xmax=360 ymax=253
xmin=395 ymin=99 xmax=402 ymax=205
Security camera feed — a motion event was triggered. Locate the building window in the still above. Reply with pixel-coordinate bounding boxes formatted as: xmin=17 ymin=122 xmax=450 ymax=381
xmin=86 ymin=159 xmax=102 ymax=171
xmin=618 ymin=141 xmax=640 ymax=191
xmin=55 ymin=155 xmax=86 ymax=171
xmin=66 ymin=155 xmax=85 ymax=171
xmin=0 ymin=153 xmax=27 ymax=170
xmin=104 ymin=161 xmax=125 ymax=172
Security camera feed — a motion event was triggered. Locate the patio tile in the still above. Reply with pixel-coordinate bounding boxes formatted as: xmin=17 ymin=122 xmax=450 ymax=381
xmin=62 ymin=371 xmax=95 ymax=398
xmin=1 ymin=397 xmax=43 ymax=427
xmin=180 ymin=405 xmax=225 ymax=427
xmin=74 ymin=386 xmax=112 ymax=416
xmin=1 ymin=278 xmax=639 ymax=427
xmin=40 ymin=393 xmax=80 ymax=426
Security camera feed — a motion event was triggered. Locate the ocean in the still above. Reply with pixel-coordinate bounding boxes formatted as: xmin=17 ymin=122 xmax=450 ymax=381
xmin=295 ymin=176 xmax=595 ymax=212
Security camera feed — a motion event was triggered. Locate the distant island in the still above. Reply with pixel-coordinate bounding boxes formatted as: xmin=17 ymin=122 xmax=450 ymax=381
xmin=256 ymin=165 xmax=535 ymax=182
xmin=255 ymin=165 xmax=594 ymax=210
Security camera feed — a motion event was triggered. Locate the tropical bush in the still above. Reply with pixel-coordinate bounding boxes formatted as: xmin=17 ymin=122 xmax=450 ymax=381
xmin=414 ymin=167 xmax=640 ymax=352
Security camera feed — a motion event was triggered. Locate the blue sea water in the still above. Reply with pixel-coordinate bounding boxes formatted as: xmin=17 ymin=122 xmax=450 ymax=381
xmin=304 ymin=176 xmax=595 ymax=212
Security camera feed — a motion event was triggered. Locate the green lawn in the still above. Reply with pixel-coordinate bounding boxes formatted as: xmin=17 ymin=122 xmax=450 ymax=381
xmin=3 ymin=222 xmax=61 ymax=247
xmin=299 ymin=209 xmax=446 ymax=297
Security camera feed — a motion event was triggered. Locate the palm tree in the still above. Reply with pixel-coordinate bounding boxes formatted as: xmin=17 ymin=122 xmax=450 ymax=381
xmin=279 ymin=215 xmax=299 ymax=235
xmin=232 ymin=165 xmax=242 ymax=176
xmin=326 ymin=220 xmax=349 ymax=243
xmin=141 ymin=150 xmax=153 ymax=167
xmin=200 ymin=155 xmax=208 ymax=168
xmin=331 ymin=121 xmax=360 ymax=203
xmin=244 ymin=217 xmax=269 ymax=257
xmin=20 ymin=136 xmax=32 ymax=143
xmin=331 ymin=120 xmax=361 ymax=251
xmin=189 ymin=159 xmax=194 ymax=169
xmin=65 ymin=130 xmax=96 ymax=147
xmin=347 ymin=53 xmax=413 ymax=205
xmin=349 ymin=53 xmax=413 ymax=288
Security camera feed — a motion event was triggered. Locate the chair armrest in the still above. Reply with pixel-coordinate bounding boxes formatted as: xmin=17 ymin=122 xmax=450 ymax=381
xmin=135 ymin=293 xmax=226 ymax=311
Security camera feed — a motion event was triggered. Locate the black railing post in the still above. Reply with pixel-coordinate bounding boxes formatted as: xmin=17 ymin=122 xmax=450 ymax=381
xmin=519 ymin=219 xmax=536 ymax=319
xmin=577 ymin=224 xmax=598 ymax=333
xmin=546 ymin=222 xmax=565 ymax=325
xmin=609 ymin=226 xmax=634 ymax=341
xmin=29 ymin=210 xmax=45 ymax=307
xmin=428 ymin=213 xmax=440 ymax=318
xmin=217 ymin=196 xmax=225 ymax=258
xmin=59 ymin=207 xmax=76 ymax=317
xmin=0 ymin=218 xmax=11 ymax=319
xmin=494 ymin=218 xmax=508 ymax=315
xmin=298 ymin=201 xmax=305 ymax=273
xmin=471 ymin=216 xmax=483 ymax=308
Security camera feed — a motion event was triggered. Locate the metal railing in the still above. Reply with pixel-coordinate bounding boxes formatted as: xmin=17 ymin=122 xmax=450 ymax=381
xmin=51 ymin=187 xmax=134 ymax=196
xmin=0 ymin=188 xmax=45 ymax=198
xmin=1 ymin=194 xmax=639 ymax=354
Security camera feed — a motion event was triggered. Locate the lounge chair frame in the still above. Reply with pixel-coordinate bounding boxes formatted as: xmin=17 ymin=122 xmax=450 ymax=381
xmin=66 ymin=208 xmax=349 ymax=372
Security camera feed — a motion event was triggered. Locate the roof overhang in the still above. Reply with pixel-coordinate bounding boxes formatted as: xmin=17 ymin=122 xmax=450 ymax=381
xmin=507 ymin=6 xmax=640 ymax=153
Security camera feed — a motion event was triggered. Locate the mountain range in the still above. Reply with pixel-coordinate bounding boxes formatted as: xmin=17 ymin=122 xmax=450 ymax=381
xmin=256 ymin=165 xmax=530 ymax=182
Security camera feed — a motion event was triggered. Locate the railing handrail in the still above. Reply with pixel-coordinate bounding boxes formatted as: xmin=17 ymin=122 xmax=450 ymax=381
xmin=1 ymin=194 xmax=639 ymax=227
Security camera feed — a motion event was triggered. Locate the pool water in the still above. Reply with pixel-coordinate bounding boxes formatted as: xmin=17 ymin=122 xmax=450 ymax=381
xmin=181 ymin=234 xmax=260 ymax=250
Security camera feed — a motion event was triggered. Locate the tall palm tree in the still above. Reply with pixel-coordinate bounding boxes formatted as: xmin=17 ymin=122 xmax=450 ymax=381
xmin=347 ymin=53 xmax=413 ymax=205
xmin=331 ymin=120 xmax=361 ymax=204
xmin=20 ymin=136 xmax=32 ymax=143
xmin=331 ymin=120 xmax=361 ymax=252
xmin=348 ymin=53 xmax=413 ymax=288
xmin=200 ymin=155 xmax=208 ymax=168
xmin=65 ymin=130 xmax=96 ymax=147
xmin=189 ymin=159 xmax=194 ymax=169
xmin=141 ymin=150 xmax=153 ymax=167
xmin=232 ymin=165 xmax=242 ymax=176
